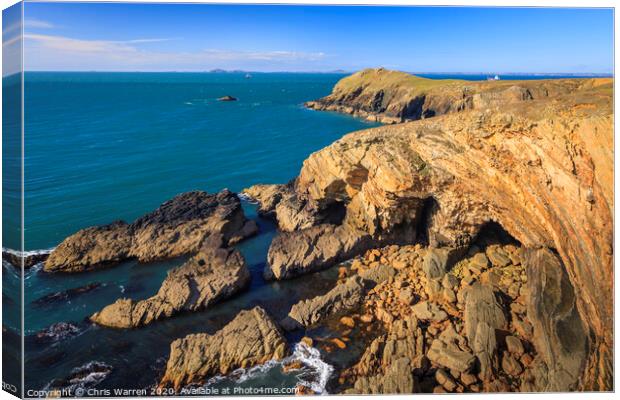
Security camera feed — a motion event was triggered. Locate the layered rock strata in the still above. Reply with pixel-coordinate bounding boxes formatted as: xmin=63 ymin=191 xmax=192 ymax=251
xmin=249 ymin=70 xmax=612 ymax=390
xmin=159 ymin=307 xmax=288 ymax=390
xmin=90 ymin=234 xmax=250 ymax=328
xmin=45 ymin=189 xmax=257 ymax=272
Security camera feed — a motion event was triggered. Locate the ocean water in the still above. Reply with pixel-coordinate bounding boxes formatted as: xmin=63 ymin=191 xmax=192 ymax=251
xmin=4 ymin=71 xmax=608 ymax=394
xmin=22 ymin=72 xmax=380 ymax=251
xmin=8 ymin=72 xmax=381 ymax=394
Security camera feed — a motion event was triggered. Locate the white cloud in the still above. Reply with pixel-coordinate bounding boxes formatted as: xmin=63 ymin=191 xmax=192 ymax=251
xmin=24 ymin=19 xmax=55 ymax=29
xmin=23 ymin=33 xmax=328 ymax=71
xmin=201 ymin=49 xmax=326 ymax=62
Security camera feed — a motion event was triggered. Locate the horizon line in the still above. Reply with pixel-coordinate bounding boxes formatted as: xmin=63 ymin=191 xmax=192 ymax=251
xmin=7 ymin=70 xmax=614 ymax=76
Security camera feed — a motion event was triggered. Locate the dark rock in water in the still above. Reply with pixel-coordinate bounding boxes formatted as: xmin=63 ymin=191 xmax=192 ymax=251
xmin=45 ymin=189 xmax=256 ymax=272
xmin=46 ymin=361 xmax=112 ymax=395
xmin=35 ymin=322 xmax=81 ymax=343
xmin=2 ymin=250 xmax=50 ymax=269
xmin=90 ymin=234 xmax=251 ymax=328
xmin=32 ymin=283 xmax=102 ymax=306
xmin=217 ymin=95 xmax=237 ymax=101
xmin=35 ymin=351 xmax=67 ymax=368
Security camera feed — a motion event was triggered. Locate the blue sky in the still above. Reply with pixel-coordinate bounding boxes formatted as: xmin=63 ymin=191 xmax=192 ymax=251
xmin=19 ymin=3 xmax=614 ymax=73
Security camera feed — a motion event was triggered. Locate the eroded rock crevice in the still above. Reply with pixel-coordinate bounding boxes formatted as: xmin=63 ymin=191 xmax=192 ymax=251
xmin=246 ymin=70 xmax=612 ymax=390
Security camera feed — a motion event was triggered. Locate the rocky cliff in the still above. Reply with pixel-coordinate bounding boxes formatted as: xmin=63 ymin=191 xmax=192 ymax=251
xmin=305 ymin=68 xmax=604 ymax=124
xmin=247 ymin=69 xmax=613 ymax=391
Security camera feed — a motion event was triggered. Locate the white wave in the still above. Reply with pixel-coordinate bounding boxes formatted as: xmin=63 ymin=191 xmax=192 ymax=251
xmin=291 ymin=342 xmax=334 ymax=394
xmin=199 ymin=341 xmax=333 ymax=394
xmin=230 ymin=359 xmax=281 ymax=384
xmin=237 ymin=192 xmax=258 ymax=204
xmin=2 ymin=246 xmax=55 ymax=257
xmin=42 ymin=361 xmax=112 ymax=396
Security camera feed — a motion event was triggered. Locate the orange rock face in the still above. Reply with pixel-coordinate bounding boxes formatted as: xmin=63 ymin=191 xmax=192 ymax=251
xmin=263 ymin=70 xmax=612 ymax=390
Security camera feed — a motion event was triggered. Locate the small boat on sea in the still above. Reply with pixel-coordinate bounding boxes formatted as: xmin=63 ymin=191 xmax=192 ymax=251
xmin=487 ymin=74 xmax=500 ymax=81
xmin=245 ymin=73 xmax=252 ymax=79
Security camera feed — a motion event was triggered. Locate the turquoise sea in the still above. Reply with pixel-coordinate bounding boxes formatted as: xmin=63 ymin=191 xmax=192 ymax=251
xmin=2 ymin=72 xmax=607 ymax=394
xmin=7 ymin=72 xmax=381 ymax=394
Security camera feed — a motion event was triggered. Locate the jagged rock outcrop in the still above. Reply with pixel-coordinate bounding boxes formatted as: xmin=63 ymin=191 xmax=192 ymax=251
xmin=44 ymin=190 xmax=257 ymax=272
xmin=243 ymin=182 xmax=346 ymax=232
xmin=159 ymin=307 xmax=288 ymax=390
xmin=266 ymin=224 xmax=373 ymax=280
xmin=257 ymin=70 xmax=612 ymax=390
xmin=281 ymin=275 xmax=366 ymax=330
xmin=90 ymin=234 xmax=250 ymax=328
xmin=45 ymin=221 xmax=133 ymax=272
xmin=343 ymin=316 xmax=425 ymax=394
xmin=242 ymin=183 xmax=290 ymax=218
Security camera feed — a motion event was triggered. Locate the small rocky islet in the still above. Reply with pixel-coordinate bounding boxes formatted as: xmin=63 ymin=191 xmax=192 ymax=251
xmin=30 ymin=68 xmax=612 ymax=393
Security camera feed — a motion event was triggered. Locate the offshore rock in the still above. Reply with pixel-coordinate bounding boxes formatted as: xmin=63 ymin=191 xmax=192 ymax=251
xmin=159 ymin=307 xmax=288 ymax=390
xmin=44 ymin=221 xmax=133 ymax=273
xmin=90 ymin=234 xmax=250 ymax=328
xmin=2 ymin=250 xmax=50 ymax=269
xmin=45 ymin=190 xmax=256 ymax=272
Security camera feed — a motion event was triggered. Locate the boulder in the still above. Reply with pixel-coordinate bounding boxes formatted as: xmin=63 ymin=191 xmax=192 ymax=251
xmin=422 ymin=247 xmax=461 ymax=280
xmin=427 ymin=337 xmax=476 ymax=374
xmin=463 ymin=283 xmax=507 ymax=344
xmin=281 ymin=276 xmax=365 ymax=330
xmin=358 ymin=263 xmax=397 ymax=285
xmin=505 ymin=336 xmax=525 ymax=357
xmin=265 ymin=224 xmax=372 ymax=280
xmin=347 ymin=316 xmax=424 ymax=394
xmin=523 ymin=248 xmax=587 ymax=391
xmin=159 ymin=307 xmax=288 ymax=390
xmin=91 ymin=234 xmax=250 ymax=328
xmin=471 ymin=321 xmax=498 ymax=382
xmin=485 ymin=245 xmax=511 ymax=268
xmin=411 ymin=301 xmax=447 ymax=322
